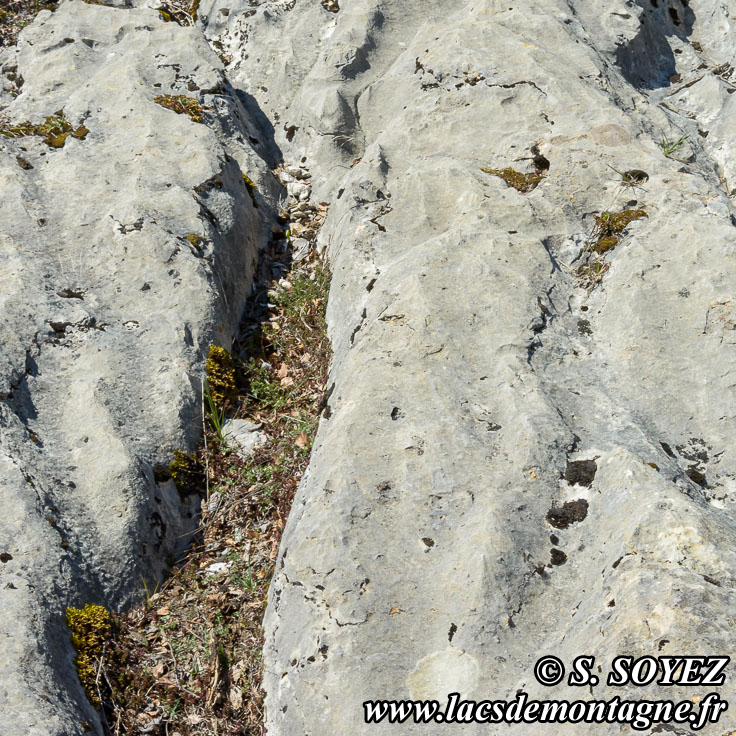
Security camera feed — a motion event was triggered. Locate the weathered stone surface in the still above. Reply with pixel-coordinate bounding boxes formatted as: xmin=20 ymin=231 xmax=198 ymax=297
xmin=198 ymin=0 xmax=736 ymax=733
xmin=222 ymin=417 xmax=268 ymax=458
xmin=5 ymin=0 xmax=736 ymax=733
xmin=0 ymin=3 xmax=275 ymax=734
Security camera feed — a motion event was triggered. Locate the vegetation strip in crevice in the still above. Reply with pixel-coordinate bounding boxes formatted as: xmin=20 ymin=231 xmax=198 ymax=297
xmin=69 ymin=165 xmax=331 ymax=736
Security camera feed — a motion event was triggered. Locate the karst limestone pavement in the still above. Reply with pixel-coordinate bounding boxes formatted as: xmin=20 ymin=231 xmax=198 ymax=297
xmin=2 ymin=0 xmax=736 ymax=733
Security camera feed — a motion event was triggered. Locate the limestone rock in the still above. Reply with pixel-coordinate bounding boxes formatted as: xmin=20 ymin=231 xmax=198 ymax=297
xmin=199 ymin=0 xmax=736 ymax=733
xmin=4 ymin=0 xmax=736 ymax=733
xmin=0 ymin=2 xmax=273 ymax=734
xmin=222 ymin=418 xmax=268 ymax=458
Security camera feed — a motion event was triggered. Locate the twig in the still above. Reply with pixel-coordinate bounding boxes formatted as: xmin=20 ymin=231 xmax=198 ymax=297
xmin=94 ymin=645 xmax=113 ymax=735
xmin=164 ymin=634 xmax=182 ymax=689
xmin=201 ymin=375 xmax=210 ymax=504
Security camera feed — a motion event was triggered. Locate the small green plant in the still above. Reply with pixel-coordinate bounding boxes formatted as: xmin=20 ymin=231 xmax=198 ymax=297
xmin=590 ymin=207 xmax=648 ymax=254
xmin=660 ymin=133 xmax=689 ymax=157
xmin=607 ymin=165 xmax=649 ymax=187
xmin=577 ymin=258 xmax=609 ymax=282
xmin=205 ymin=385 xmax=226 ymax=444
xmin=140 ymin=576 xmax=161 ymax=608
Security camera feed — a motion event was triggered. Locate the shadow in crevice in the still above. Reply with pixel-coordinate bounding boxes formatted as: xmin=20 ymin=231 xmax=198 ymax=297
xmin=232 ymin=87 xmax=284 ymax=169
xmin=615 ymin=0 xmax=695 ymax=90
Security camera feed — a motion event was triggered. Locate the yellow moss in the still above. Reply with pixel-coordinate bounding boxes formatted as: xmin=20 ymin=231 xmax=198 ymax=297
xmin=206 ymin=344 xmax=237 ymax=407
xmin=242 ymin=172 xmax=259 ymax=208
xmin=0 ymin=110 xmax=89 ymax=149
xmin=185 ymin=233 xmax=202 ymax=247
xmin=169 ymin=449 xmax=200 ymax=495
xmin=158 ymin=8 xmax=171 ymax=21
xmin=242 ymin=173 xmax=256 ymax=193
xmin=480 ymin=166 xmax=544 ymax=193
xmin=66 ymin=604 xmax=111 ymax=704
xmin=153 ymin=94 xmax=204 ymax=123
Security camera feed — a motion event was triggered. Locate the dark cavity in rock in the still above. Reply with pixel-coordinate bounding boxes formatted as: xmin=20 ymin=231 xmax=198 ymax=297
xmin=546 ymin=499 xmax=589 ymax=529
xmin=564 ymin=459 xmax=597 ymax=487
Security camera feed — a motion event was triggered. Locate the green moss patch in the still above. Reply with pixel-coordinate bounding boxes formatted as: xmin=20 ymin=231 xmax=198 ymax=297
xmin=153 ymin=94 xmax=205 ymax=124
xmin=578 ymin=207 xmax=648 ymax=285
xmin=481 ymin=165 xmax=545 ymax=193
xmin=593 ymin=208 xmax=647 ymax=253
xmin=595 ymin=208 xmax=648 ymax=234
xmin=66 ymin=604 xmax=112 ymax=704
xmin=0 ymin=109 xmax=88 ymax=148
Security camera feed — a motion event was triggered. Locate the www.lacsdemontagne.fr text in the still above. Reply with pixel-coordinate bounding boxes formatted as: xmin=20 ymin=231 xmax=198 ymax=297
xmin=363 ymin=691 xmax=728 ymax=730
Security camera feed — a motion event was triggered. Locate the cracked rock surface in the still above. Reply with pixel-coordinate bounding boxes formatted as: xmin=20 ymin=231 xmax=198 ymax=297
xmin=199 ymin=0 xmax=736 ymax=733
xmin=0 ymin=3 xmax=275 ymax=734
